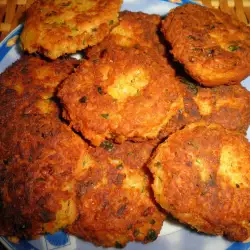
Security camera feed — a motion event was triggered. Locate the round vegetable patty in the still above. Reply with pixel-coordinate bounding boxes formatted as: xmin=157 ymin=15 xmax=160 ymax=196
xmin=148 ymin=122 xmax=250 ymax=241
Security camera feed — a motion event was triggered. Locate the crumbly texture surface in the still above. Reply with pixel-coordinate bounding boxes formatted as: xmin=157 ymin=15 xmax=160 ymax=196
xmin=0 ymin=56 xmax=86 ymax=238
xmin=193 ymin=84 xmax=250 ymax=133
xmin=160 ymin=81 xmax=250 ymax=138
xmin=58 ymin=46 xmax=182 ymax=146
xmin=87 ymin=11 xmax=166 ymax=59
xmin=162 ymin=4 xmax=250 ymax=86
xmin=21 ymin=0 xmax=122 ymax=59
xmin=67 ymin=140 xmax=165 ymax=248
xmin=148 ymin=122 xmax=250 ymax=241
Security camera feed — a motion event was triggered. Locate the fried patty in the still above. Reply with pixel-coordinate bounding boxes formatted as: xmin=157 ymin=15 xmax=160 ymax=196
xmin=149 ymin=122 xmax=250 ymax=241
xmin=162 ymin=4 xmax=250 ymax=86
xmin=58 ymin=46 xmax=182 ymax=146
xmin=87 ymin=11 xmax=166 ymax=59
xmin=160 ymin=81 xmax=250 ymax=138
xmin=0 ymin=56 xmax=86 ymax=238
xmin=67 ymin=140 xmax=165 ymax=248
xmin=21 ymin=0 xmax=122 ymax=59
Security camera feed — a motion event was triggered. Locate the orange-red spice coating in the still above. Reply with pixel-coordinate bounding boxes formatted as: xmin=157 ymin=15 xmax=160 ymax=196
xmin=67 ymin=140 xmax=165 ymax=247
xmin=162 ymin=4 xmax=250 ymax=86
xmin=149 ymin=122 xmax=250 ymax=241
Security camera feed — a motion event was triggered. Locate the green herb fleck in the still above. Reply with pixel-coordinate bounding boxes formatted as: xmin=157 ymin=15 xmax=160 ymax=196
xmin=127 ymin=151 xmax=134 ymax=156
xmin=92 ymin=28 xmax=97 ymax=32
xmin=83 ymin=40 xmax=86 ymax=45
xmin=208 ymin=174 xmax=216 ymax=186
xmin=180 ymin=78 xmax=198 ymax=95
xmin=133 ymin=229 xmax=140 ymax=237
xmin=187 ymin=35 xmax=196 ymax=40
xmin=117 ymin=204 xmax=127 ymax=216
xmin=3 ymin=156 xmax=13 ymax=165
xmin=100 ymin=140 xmax=114 ymax=152
xmin=196 ymin=159 xmax=201 ymax=164
xmin=92 ymin=58 xmax=99 ymax=64
xmin=228 ymin=45 xmax=240 ymax=52
xmin=36 ymin=178 xmax=45 ymax=182
xmin=155 ymin=161 xmax=162 ymax=168
xmin=109 ymin=20 xmax=114 ymax=25
xmin=127 ymin=224 xmax=132 ymax=230
xmin=21 ymin=66 xmax=28 ymax=74
xmin=207 ymin=49 xmax=214 ymax=57
xmin=79 ymin=96 xmax=87 ymax=103
xmin=116 ymin=164 xmax=123 ymax=170
xmin=115 ymin=241 xmax=123 ymax=248
xmin=150 ymin=219 xmax=155 ymax=225
xmin=101 ymin=113 xmax=109 ymax=119
xmin=146 ymin=229 xmax=157 ymax=241
xmin=82 ymin=161 xmax=86 ymax=167
xmin=28 ymin=155 xmax=33 ymax=162
xmin=97 ymin=86 xmax=103 ymax=94
xmin=61 ymin=2 xmax=71 ymax=6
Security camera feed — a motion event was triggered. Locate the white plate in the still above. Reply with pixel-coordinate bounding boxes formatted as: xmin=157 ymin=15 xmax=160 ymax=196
xmin=0 ymin=0 xmax=249 ymax=249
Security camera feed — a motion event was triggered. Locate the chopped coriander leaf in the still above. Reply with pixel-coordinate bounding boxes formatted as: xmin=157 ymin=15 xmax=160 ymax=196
xmin=187 ymin=35 xmax=196 ymax=40
xmin=97 ymin=86 xmax=103 ymax=94
xmin=196 ymin=159 xmax=201 ymax=164
xmin=150 ymin=219 xmax=155 ymax=225
xmin=109 ymin=20 xmax=114 ymax=25
xmin=133 ymin=229 xmax=140 ymax=237
xmin=180 ymin=78 xmax=198 ymax=95
xmin=116 ymin=164 xmax=123 ymax=170
xmin=101 ymin=113 xmax=109 ymax=119
xmin=79 ymin=96 xmax=87 ymax=103
xmin=61 ymin=2 xmax=71 ymax=6
xmin=115 ymin=241 xmax=123 ymax=248
xmin=28 ymin=155 xmax=33 ymax=162
xmin=100 ymin=140 xmax=114 ymax=152
xmin=3 ymin=156 xmax=13 ymax=165
xmin=147 ymin=229 xmax=157 ymax=241
xmin=228 ymin=45 xmax=240 ymax=52
xmin=155 ymin=161 xmax=162 ymax=168
xmin=36 ymin=178 xmax=45 ymax=182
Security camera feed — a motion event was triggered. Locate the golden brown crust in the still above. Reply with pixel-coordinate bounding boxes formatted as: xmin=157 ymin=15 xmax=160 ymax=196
xmin=58 ymin=46 xmax=182 ymax=146
xmin=193 ymin=84 xmax=250 ymax=133
xmin=148 ymin=122 xmax=250 ymax=241
xmin=162 ymin=4 xmax=250 ymax=86
xmin=87 ymin=11 xmax=166 ymax=59
xmin=160 ymin=81 xmax=250 ymax=137
xmin=67 ymin=140 xmax=165 ymax=247
xmin=0 ymin=56 xmax=86 ymax=238
xmin=21 ymin=0 xmax=122 ymax=59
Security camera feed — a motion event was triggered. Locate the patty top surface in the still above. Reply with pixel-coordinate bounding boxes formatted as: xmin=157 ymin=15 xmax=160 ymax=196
xmin=58 ymin=46 xmax=182 ymax=146
xmin=87 ymin=11 xmax=166 ymax=59
xmin=0 ymin=56 xmax=85 ymax=238
xmin=162 ymin=3 xmax=250 ymax=86
xmin=160 ymin=80 xmax=250 ymax=137
xmin=21 ymin=0 xmax=122 ymax=59
xmin=149 ymin=122 xmax=250 ymax=241
xmin=67 ymin=139 xmax=165 ymax=248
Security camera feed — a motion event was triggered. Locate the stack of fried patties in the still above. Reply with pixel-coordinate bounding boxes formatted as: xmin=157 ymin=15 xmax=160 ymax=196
xmin=0 ymin=0 xmax=250 ymax=248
